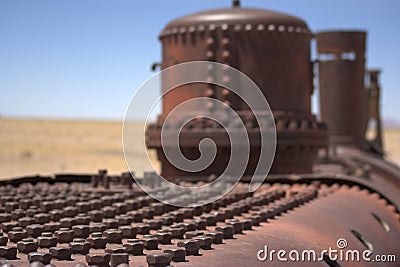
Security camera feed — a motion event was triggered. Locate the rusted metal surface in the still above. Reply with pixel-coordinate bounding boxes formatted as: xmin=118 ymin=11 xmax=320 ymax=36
xmin=333 ymin=146 xmax=400 ymax=210
xmin=317 ymin=31 xmax=367 ymax=150
xmin=146 ymin=3 xmax=327 ymax=179
xmin=0 ymin=175 xmax=398 ymax=266
xmin=171 ymin=186 xmax=400 ymax=267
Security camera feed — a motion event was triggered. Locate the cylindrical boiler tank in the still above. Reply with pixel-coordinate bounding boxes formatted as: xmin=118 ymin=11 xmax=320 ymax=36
xmin=147 ymin=4 xmax=327 ymax=179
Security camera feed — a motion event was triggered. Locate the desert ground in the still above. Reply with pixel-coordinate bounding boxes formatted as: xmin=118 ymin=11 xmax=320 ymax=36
xmin=0 ymin=118 xmax=158 ymax=179
xmin=0 ymin=118 xmax=399 ymax=180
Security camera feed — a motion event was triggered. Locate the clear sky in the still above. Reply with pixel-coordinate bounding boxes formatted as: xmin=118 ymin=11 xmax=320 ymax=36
xmin=0 ymin=0 xmax=399 ymax=121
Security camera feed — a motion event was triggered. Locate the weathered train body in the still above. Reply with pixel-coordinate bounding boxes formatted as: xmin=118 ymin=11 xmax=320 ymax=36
xmin=0 ymin=2 xmax=399 ymax=267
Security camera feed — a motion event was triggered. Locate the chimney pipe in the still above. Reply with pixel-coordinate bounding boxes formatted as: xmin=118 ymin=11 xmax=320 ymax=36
xmin=316 ymin=31 xmax=367 ymax=149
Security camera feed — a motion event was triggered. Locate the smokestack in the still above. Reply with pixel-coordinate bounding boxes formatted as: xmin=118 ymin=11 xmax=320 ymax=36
xmin=316 ymin=31 xmax=367 ymax=149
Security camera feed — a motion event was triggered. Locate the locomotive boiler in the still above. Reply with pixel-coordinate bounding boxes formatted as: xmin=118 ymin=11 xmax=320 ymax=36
xmin=0 ymin=1 xmax=399 ymax=267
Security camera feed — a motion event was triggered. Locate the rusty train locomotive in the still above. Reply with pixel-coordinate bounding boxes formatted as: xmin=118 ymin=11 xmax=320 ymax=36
xmin=0 ymin=1 xmax=399 ymax=267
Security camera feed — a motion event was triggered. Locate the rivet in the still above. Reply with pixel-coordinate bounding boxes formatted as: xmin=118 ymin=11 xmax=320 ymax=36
xmin=245 ymin=24 xmax=252 ymax=31
xmin=222 ymin=76 xmax=230 ymax=84
xmin=288 ymin=120 xmax=299 ymax=130
xmin=198 ymin=24 xmax=205 ymax=32
xmin=268 ymin=24 xmax=275 ymax=31
xmin=206 ymin=101 xmax=214 ymax=109
xmin=221 ymin=38 xmax=230 ymax=46
xmin=287 ymin=26 xmax=294 ymax=32
xmin=257 ymin=24 xmax=265 ymax=31
xmin=278 ymin=25 xmax=285 ymax=32
xmin=221 ymin=24 xmax=229 ymax=31
xmin=188 ymin=26 xmax=196 ymax=33
xmin=209 ymin=24 xmax=216 ymax=31
xmin=222 ymin=89 xmax=230 ymax=96
xmin=234 ymin=24 xmax=242 ymax=32
xmin=222 ymin=50 xmax=230 ymax=59
xmin=206 ymin=76 xmax=214 ymax=83
xmin=205 ymin=88 xmax=214 ymax=97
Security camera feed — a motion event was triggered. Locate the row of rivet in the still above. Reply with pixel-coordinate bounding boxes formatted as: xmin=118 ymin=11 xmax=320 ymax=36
xmin=206 ymin=34 xmax=216 ymax=111
xmin=275 ymin=118 xmax=325 ymax=131
xmin=220 ymin=30 xmax=232 ymax=108
xmin=160 ymin=23 xmax=311 ymax=38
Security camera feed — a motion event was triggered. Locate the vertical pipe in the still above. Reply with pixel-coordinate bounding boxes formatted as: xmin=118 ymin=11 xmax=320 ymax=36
xmin=365 ymin=69 xmax=384 ymax=155
xmin=316 ymin=31 xmax=367 ymax=149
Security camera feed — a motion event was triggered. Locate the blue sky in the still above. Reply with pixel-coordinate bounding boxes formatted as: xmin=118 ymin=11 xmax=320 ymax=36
xmin=0 ymin=0 xmax=399 ymax=121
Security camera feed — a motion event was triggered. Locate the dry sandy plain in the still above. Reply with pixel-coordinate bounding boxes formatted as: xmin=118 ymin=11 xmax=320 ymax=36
xmin=0 ymin=118 xmax=399 ymax=180
xmin=0 ymin=118 xmax=158 ymax=179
